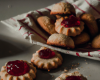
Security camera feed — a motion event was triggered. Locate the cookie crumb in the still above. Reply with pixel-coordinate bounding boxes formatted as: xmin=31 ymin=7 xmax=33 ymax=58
xmin=8 ymin=5 xmax=12 ymax=8
xmin=71 ymin=67 xmax=73 ymax=69
xmin=85 ymin=59 xmax=86 ymax=61
xmin=52 ymin=75 xmax=54 ymax=77
xmin=76 ymin=68 xmax=79 ymax=70
xmin=48 ymin=70 xmax=50 ymax=72
xmin=89 ymin=75 xmax=91 ymax=76
xmin=86 ymin=62 xmax=88 ymax=64
xmin=74 ymin=65 xmax=77 ymax=67
xmin=9 ymin=51 xmax=12 ymax=53
xmin=64 ymin=69 xmax=68 ymax=72
xmin=67 ymin=47 xmax=70 ymax=49
xmin=64 ymin=67 xmax=67 ymax=69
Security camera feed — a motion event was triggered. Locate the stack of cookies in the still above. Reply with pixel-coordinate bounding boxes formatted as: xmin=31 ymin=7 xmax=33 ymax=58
xmin=37 ymin=2 xmax=100 ymax=49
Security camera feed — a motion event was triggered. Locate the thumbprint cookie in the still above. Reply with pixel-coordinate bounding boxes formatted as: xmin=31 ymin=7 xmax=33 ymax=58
xmin=55 ymin=15 xmax=84 ymax=37
xmin=31 ymin=47 xmax=63 ymax=71
xmin=0 ymin=60 xmax=37 ymax=80
xmin=55 ymin=71 xmax=87 ymax=80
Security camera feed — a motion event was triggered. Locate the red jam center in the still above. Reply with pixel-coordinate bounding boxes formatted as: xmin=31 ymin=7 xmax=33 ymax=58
xmin=61 ymin=15 xmax=80 ymax=27
xmin=6 ymin=60 xmax=30 ymax=76
xmin=66 ymin=76 xmax=81 ymax=80
xmin=39 ymin=49 xmax=55 ymax=59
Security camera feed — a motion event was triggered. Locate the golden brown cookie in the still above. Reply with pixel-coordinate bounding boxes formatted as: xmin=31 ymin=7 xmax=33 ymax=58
xmin=91 ymin=34 xmax=100 ymax=48
xmin=55 ymin=16 xmax=84 ymax=37
xmin=37 ymin=16 xmax=56 ymax=35
xmin=0 ymin=60 xmax=37 ymax=80
xmin=56 ymin=14 xmax=71 ymax=19
xmin=55 ymin=71 xmax=87 ymax=80
xmin=80 ymin=13 xmax=98 ymax=37
xmin=56 ymin=14 xmax=63 ymax=19
xmin=31 ymin=47 xmax=63 ymax=71
xmin=47 ymin=33 xmax=75 ymax=49
xmin=56 ymin=15 xmax=69 ymax=19
xmin=50 ymin=2 xmax=75 ymax=15
xmin=73 ymin=32 xmax=90 ymax=45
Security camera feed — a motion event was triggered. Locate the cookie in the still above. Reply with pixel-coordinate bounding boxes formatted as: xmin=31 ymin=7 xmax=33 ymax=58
xmin=80 ymin=13 xmax=98 ymax=37
xmin=56 ymin=14 xmax=64 ymax=19
xmin=56 ymin=14 xmax=71 ymax=19
xmin=0 ymin=60 xmax=37 ymax=80
xmin=50 ymin=2 xmax=75 ymax=15
xmin=37 ymin=16 xmax=56 ymax=35
xmin=91 ymin=34 xmax=100 ymax=48
xmin=55 ymin=71 xmax=87 ymax=80
xmin=47 ymin=33 xmax=75 ymax=49
xmin=96 ymin=18 xmax=100 ymax=32
xmin=73 ymin=32 xmax=90 ymax=45
xmin=55 ymin=15 xmax=84 ymax=37
xmin=31 ymin=47 xmax=63 ymax=71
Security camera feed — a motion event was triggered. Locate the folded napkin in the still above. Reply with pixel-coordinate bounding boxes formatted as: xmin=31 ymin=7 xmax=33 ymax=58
xmin=66 ymin=0 xmax=100 ymax=19
xmin=1 ymin=0 xmax=100 ymax=60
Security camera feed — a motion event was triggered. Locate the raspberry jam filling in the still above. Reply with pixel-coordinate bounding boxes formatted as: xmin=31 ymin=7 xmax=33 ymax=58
xmin=39 ymin=49 xmax=55 ymax=59
xmin=6 ymin=60 xmax=30 ymax=76
xmin=66 ymin=76 xmax=81 ymax=80
xmin=61 ymin=15 xmax=80 ymax=27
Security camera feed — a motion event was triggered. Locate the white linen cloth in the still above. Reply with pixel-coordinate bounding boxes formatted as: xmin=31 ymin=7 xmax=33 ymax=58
xmin=1 ymin=0 xmax=100 ymax=60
